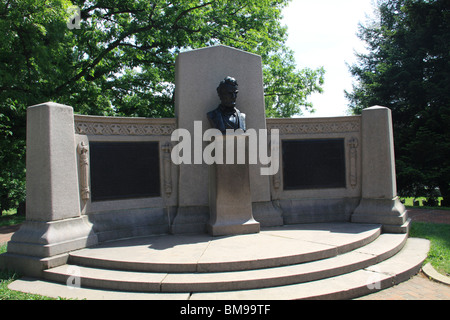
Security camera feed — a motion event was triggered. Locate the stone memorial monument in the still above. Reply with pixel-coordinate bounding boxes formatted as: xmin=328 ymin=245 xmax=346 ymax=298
xmin=0 ymin=45 xmax=411 ymax=280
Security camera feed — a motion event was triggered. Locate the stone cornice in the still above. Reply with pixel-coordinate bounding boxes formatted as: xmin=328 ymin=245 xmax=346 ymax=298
xmin=266 ymin=116 xmax=361 ymax=135
xmin=74 ymin=115 xmax=177 ymax=136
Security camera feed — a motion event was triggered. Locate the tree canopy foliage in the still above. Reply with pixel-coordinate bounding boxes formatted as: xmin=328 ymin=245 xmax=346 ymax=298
xmin=346 ymin=0 xmax=450 ymax=204
xmin=0 ymin=0 xmax=324 ymax=212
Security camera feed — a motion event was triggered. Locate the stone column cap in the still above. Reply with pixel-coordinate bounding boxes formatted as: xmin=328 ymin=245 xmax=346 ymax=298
xmin=28 ymin=101 xmax=73 ymax=109
xmin=363 ymin=105 xmax=389 ymax=111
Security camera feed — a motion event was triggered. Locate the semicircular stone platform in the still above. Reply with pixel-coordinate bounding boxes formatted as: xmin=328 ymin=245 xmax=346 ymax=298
xmin=9 ymin=223 xmax=429 ymax=300
xmin=66 ymin=223 xmax=381 ymax=273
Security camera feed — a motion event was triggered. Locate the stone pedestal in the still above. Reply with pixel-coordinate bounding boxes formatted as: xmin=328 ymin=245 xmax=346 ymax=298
xmin=352 ymin=106 xmax=409 ymax=233
xmin=208 ymin=134 xmax=260 ymax=236
xmin=1 ymin=103 xmax=98 ymax=277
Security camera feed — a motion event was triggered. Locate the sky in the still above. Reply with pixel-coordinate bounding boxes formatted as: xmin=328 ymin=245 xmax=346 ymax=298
xmin=281 ymin=0 xmax=376 ymax=117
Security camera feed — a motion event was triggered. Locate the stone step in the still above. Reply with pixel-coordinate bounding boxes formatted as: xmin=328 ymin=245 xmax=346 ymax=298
xmin=43 ymin=233 xmax=407 ymax=293
xmin=20 ymin=237 xmax=429 ymax=300
xmin=66 ymin=223 xmax=382 ymax=273
xmin=190 ymin=238 xmax=430 ymax=300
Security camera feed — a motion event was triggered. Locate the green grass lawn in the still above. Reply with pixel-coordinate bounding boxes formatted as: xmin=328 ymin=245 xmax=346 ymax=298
xmin=409 ymin=221 xmax=450 ymax=276
xmin=0 ymin=209 xmax=56 ymax=300
xmin=403 ymin=199 xmax=450 ymax=276
xmin=0 ymin=269 xmax=56 ymax=300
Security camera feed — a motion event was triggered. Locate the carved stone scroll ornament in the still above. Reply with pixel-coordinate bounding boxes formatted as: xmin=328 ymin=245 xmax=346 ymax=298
xmin=73 ymin=115 xmax=176 ymax=137
xmin=77 ymin=142 xmax=91 ymax=201
xmin=348 ymin=137 xmax=359 ymax=189
xmin=269 ymin=136 xmax=281 ymax=190
xmin=273 ymin=172 xmax=281 ymax=190
xmin=162 ymin=143 xmax=173 ymax=196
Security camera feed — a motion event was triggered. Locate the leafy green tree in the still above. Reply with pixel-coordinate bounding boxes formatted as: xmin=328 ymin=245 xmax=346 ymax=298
xmin=61 ymin=0 xmax=325 ymax=117
xmin=346 ymin=0 xmax=450 ymax=205
xmin=0 ymin=0 xmax=324 ymax=212
xmin=0 ymin=0 xmax=73 ymax=213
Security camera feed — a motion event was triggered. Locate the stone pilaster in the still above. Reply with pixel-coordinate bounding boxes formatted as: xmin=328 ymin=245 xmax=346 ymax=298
xmin=2 ymin=103 xmax=97 ymax=276
xmin=352 ymin=106 xmax=410 ymax=233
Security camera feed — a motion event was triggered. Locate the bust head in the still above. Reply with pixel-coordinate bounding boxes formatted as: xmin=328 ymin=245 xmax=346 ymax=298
xmin=217 ymin=77 xmax=239 ymax=109
xmin=208 ymin=76 xmax=246 ymax=134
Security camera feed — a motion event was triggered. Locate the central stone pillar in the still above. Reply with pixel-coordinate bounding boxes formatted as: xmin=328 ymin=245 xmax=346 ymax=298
xmin=208 ymin=134 xmax=260 ymax=236
xmin=171 ymin=45 xmax=283 ymax=234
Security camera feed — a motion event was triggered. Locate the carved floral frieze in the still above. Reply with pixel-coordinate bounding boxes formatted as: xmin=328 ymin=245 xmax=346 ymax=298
xmin=266 ymin=117 xmax=361 ymax=135
xmin=75 ymin=115 xmax=360 ymax=137
xmin=74 ymin=115 xmax=177 ymax=136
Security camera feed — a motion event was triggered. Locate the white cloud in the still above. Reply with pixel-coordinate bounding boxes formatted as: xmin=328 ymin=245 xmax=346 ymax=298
xmin=282 ymin=0 xmax=375 ymax=117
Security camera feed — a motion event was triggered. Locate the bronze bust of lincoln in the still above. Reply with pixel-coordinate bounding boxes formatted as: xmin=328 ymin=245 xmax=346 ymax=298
xmin=207 ymin=77 xmax=246 ymax=134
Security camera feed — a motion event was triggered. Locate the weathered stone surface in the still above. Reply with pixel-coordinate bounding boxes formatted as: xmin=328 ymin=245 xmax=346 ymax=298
xmin=352 ymin=106 xmax=408 ymax=232
xmin=3 ymin=102 xmax=98 ymax=276
xmin=207 ymin=134 xmax=260 ymax=236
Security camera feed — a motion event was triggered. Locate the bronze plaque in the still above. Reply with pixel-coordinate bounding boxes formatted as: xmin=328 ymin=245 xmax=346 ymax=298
xmin=283 ymin=139 xmax=346 ymax=190
xmin=90 ymin=142 xmax=160 ymax=202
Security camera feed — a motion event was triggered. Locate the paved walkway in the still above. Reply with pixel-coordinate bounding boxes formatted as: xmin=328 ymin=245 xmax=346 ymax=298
xmin=0 ymin=224 xmax=20 ymax=245
xmin=407 ymin=208 xmax=450 ymax=225
xmin=357 ymin=272 xmax=450 ymax=300
xmin=1 ymin=209 xmax=449 ymax=300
